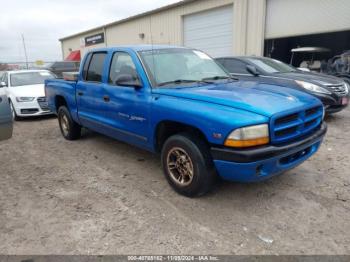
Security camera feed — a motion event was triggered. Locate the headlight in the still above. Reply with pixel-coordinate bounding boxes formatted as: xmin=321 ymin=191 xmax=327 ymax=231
xmin=224 ymin=124 xmax=269 ymax=148
xmin=16 ymin=97 xmax=35 ymax=102
xmin=344 ymin=82 xmax=349 ymax=94
xmin=295 ymin=80 xmax=331 ymax=95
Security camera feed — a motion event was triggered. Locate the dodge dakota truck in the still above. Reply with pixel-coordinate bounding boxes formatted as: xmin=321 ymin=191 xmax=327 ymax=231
xmin=45 ymin=46 xmax=327 ymax=197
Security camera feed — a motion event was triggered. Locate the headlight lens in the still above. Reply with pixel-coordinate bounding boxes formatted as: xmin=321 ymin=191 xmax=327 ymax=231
xmin=344 ymin=82 xmax=349 ymax=94
xmin=295 ymin=80 xmax=331 ymax=95
xmin=224 ymin=124 xmax=269 ymax=148
xmin=16 ymin=97 xmax=35 ymax=102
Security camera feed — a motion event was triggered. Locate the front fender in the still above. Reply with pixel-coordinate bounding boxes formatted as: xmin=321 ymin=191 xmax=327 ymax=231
xmin=150 ymin=95 xmax=269 ymax=146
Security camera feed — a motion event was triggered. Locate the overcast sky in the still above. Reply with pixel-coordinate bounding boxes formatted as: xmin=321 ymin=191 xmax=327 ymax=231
xmin=0 ymin=0 xmax=179 ymax=62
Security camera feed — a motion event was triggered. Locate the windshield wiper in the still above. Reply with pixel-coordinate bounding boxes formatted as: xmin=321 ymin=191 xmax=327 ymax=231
xmin=157 ymin=79 xmax=200 ymax=87
xmin=201 ymin=75 xmax=238 ymax=83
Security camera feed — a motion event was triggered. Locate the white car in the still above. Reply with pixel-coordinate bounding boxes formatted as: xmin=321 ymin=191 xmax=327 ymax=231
xmin=0 ymin=70 xmax=56 ymax=120
xmin=0 ymin=84 xmax=13 ymax=141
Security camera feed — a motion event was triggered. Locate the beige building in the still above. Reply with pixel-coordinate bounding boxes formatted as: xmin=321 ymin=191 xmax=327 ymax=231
xmin=60 ymin=0 xmax=350 ymax=64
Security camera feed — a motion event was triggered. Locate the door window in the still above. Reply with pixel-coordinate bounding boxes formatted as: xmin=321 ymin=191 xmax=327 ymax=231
xmin=109 ymin=52 xmax=138 ymax=85
xmin=82 ymin=53 xmax=92 ymax=80
xmin=224 ymin=59 xmax=249 ymax=74
xmin=86 ymin=52 xmax=107 ymax=82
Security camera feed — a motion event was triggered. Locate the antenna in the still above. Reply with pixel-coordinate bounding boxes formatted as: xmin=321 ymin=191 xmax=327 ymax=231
xmin=21 ymin=34 xmax=29 ymax=69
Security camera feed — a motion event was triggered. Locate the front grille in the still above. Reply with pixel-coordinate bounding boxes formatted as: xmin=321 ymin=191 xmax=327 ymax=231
xmin=37 ymin=97 xmax=50 ymax=111
xmin=326 ymin=83 xmax=348 ymax=96
xmin=271 ymin=106 xmax=323 ymax=144
xmin=280 ymin=146 xmax=312 ymax=165
xmin=21 ymin=108 xmax=39 ymax=114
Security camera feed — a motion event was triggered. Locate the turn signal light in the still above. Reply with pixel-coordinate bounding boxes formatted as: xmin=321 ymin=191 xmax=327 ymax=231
xmin=224 ymin=137 xmax=269 ymax=148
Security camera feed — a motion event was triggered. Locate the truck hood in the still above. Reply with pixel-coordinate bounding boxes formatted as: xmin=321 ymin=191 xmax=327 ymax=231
xmin=9 ymin=84 xmax=45 ymax=98
xmin=278 ymin=71 xmax=343 ymax=86
xmin=152 ymin=81 xmax=321 ymax=117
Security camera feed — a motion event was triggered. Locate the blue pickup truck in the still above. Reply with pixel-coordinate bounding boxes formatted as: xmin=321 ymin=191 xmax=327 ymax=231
xmin=45 ymin=45 xmax=327 ymax=197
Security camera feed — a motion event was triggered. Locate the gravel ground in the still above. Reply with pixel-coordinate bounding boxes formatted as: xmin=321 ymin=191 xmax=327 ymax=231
xmin=0 ymin=107 xmax=349 ymax=255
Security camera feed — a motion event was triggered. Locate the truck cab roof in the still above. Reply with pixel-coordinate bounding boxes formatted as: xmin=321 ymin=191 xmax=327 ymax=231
xmin=89 ymin=44 xmax=188 ymax=53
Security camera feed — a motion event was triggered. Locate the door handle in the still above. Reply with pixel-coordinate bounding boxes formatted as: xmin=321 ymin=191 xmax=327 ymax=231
xmin=78 ymin=91 xmax=84 ymax=96
xmin=103 ymin=95 xmax=110 ymax=102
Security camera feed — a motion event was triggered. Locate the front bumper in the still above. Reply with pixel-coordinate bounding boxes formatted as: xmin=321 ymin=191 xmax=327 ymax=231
xmin=13 ymin=98 xmax=53 ymax=117
xmin=211 ymin=123 xmax=327 ymax=182
xmin=316 ymin=93 xmax=349 ymax=114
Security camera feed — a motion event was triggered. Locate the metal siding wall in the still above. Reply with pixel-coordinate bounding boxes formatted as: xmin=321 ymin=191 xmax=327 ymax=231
xmin=61 ymin=0 xmax=266 ymax=58
xmin=183 ymin=5 xmax=234 ymax=57
xmin=61 ymin=29 xmax=106 ymax=59
xmin=266 ymin=0 xmax=350 ymax=39
xmin=246 ymin=0 xmax=266 ymax=55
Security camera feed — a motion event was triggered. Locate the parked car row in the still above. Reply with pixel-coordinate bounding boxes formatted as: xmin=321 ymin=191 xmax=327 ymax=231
xmin=215 ymin=56 xmax=349 ymax=114
xmin=0 ymin=70 xmax=55 ymax=120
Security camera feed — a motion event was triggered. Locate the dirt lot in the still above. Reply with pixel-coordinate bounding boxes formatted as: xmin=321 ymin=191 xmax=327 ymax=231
xmin=0 ymin=107 xmax=349 ymax=255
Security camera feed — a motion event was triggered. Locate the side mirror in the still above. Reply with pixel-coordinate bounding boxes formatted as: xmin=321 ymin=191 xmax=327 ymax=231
xmin=246 ymin=65 xmax=259 ymax=76
xmin=115 ymin=74 xmax=142 ymax=88
xmin=0 ymin=82 xmax=7 ymax=88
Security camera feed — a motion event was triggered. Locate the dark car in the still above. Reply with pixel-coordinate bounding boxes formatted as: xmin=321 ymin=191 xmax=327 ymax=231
xmin=46 ymin=61 xmax=80 ymax=78
xmin=216 ymin=56 xmax=349 ymax=114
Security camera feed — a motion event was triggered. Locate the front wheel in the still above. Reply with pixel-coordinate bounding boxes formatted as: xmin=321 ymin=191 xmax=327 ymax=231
xmin=58 ymin=106 xmax=81 ymax=140
xmin=161 ymin=133 xmax=216 ymax=197
xmin=10 ymin=101 xmax=20 ymax=121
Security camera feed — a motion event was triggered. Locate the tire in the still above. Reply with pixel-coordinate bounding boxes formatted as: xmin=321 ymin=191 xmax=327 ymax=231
xmin=58 ymin=106 xmax=81 ymax=140
xmin=161 ymin=133 xmax=217 ymax=197
xmin=9 ymin=101 xmax=20 ymax=121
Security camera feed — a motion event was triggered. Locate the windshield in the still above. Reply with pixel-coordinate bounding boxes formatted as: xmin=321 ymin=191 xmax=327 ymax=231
xmin=10 ymin=71 xmax=55 ymax=87
xmin=138 ymin=48 xmax=230 ymax=87
xmin=247 ymin=57 xmax=296 ymax=74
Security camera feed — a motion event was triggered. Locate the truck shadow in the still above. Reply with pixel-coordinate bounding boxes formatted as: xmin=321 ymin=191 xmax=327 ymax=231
xmin=81 ymin=129 xmax=293 ymax=203
xmin=15 ymin=115 xmax=56 ymax=122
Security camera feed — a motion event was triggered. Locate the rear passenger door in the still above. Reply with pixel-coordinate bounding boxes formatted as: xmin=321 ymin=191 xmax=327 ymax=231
xmin=76 ymin=52 xmax=109 ymax=130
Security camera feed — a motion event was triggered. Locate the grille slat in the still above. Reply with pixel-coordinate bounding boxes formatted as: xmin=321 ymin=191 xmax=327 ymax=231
xmin=305 ymin=111 xmax=323 ymax=122
xmin=37 ymin=97 xmax=50 ymax=111
xmin=326 ymin=83 xmax=348 ymax=96
xmin=271 ymin=106 xmax=323 ymax=144
xmin=274 ymin=119 xmax=303 ymax=132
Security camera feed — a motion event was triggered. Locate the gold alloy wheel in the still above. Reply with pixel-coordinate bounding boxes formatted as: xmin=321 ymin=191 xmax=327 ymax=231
xmin=60 ymin=114 xmax=70 ymax=136
xmin=166 ymin=147 xmax=194 ymax=186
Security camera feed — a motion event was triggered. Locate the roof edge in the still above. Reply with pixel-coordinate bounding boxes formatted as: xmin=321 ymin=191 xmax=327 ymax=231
xmin=59 ymin=0 xmax=196 ymax=41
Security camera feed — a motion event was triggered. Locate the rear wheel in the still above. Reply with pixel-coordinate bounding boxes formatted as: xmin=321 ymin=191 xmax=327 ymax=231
xmin=58 ymin=106 xmax=81 ymax=140
xmin=161 ymin=133 xmax=216 ymax=197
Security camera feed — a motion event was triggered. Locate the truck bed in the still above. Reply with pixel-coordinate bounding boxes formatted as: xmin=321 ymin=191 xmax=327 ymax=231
xmin=45 ymin=78 xmax=79 ymax=120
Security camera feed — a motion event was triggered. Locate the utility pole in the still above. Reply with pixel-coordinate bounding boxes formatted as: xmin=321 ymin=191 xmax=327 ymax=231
xmin=21 ymin=34 xmax=29 ymax=69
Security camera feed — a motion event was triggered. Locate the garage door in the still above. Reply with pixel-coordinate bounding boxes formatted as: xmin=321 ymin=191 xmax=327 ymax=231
xmin=183 ymin=5 xmax=233 ymax=58
xmin=266 ymin=0 xmax=350 ymax=39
